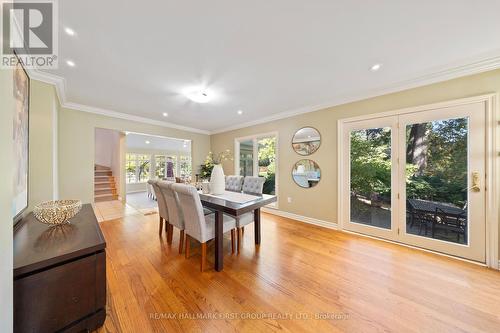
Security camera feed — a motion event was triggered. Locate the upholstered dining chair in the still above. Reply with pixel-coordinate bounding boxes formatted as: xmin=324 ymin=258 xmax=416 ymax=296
xmin=225 ymin=175 xmax=244 ymax=192
xmin=172 ymin=183 xmax=236 ymax=271
xmin=158 ymin=181 xmax=184 ymax=252
xmin=234 ymin=176 xmax=266 ymax=253
xmin=148 ymin=180 xmax=169 ymax=236
xmin=242 ymin=176 xmax=266 ymax=194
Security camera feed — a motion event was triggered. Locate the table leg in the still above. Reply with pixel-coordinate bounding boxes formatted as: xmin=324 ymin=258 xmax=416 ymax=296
xmin=215 ymin=210 xmax=223 ymax=271
xmin=254 ymin=208 xmax=261 ymax=244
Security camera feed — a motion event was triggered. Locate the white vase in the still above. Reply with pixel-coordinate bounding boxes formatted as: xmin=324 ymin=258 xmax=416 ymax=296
xmin=210 ymin=164 xmax=225 ymax=195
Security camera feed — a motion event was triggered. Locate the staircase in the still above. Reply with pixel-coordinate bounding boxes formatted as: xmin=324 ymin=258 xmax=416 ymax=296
xmin=94 ymin=164 xmax=118 ymax=202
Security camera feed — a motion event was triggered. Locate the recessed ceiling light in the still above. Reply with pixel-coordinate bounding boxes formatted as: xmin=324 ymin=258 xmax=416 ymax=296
xmin=162 ymin=112 xmax=168 ymax=117
xmin=370 ymin=63 xmax=382 ymax=71
xmin=145 ymin=140 xmax=150 ymax=144
xmin=237 ymin=110 xmax=243 ymax=115
xmin=183 ymin=87 xmax=212 ymax=103
xmin=64 ymin=27 xmax=76 ymax=36
xmin=66 ymin=60 xmax=75 ymax=67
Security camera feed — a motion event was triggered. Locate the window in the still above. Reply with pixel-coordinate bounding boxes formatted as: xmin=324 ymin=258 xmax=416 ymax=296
xmin=155 ymin=155 xmax=166 ymax=179
xmin=179 ymin=155 xmax=192 ymax=179
xmin=126 ymin=154 xmax=137 ymax=183
xmin=126 ymin=153 xmax=151 ymax=183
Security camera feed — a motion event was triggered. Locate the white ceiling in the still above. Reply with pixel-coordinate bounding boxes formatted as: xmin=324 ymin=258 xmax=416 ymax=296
xmin=42 ymin=0 xmax=500 ymax=133
xmin=126 ymin=133 xmax=191 ymax=152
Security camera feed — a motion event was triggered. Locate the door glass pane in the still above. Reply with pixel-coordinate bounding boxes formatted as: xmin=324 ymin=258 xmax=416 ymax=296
xmin=405 ymin=117 xmax=468 ymax=245
xmin=239 ymin=140 xmax=254 ymax=176
xmin=155 ymin=155 xmax=166 ymax=179
xmin=137 ymin=154 xmax=150 ymax=182
xmin=126 ymin=153 xmax=137 ymax=183
xmin=258 ymin=137 xmax=276 ymax=195
xmin=350 ymin=127 xmax=392 ymax=229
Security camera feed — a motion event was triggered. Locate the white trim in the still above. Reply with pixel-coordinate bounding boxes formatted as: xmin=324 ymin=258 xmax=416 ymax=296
xmin=23 ymin=51 xmax=500 ymax=136
xmin=485 ymin=94 xmax=499 ymax=269
xmin=211 ymin=51 xmax=500 ymax=134
xmin=64 ymin=101 xmax=210 ymax=135
xmin=338 ymin=94 xmax=499 ymax=268
xmin=262 ymin=208 xmax=338 ymax=230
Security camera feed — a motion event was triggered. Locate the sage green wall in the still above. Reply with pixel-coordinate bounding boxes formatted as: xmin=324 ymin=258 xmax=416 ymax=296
xmin=58 ymin=107 xmax=211 ymax=204
xmin=0 ymin=67 xmax=14 ymax=332
xmin=211 ymin=69 xmax=500 ymax=236
xmin=29 ymin=80 xmax=58 ymax=210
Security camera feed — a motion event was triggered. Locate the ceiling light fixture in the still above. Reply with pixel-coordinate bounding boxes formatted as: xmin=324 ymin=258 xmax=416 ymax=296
xmin=370 ymin=63 xmax=382 ymax=71
xmin=162 ymin=112 xmax=168 ymax=117
xmin=145 ymin=140 xmax=150 ymax=144
xmin=183 ymin=87 xmax=212 ymax=103
xmin=66 ymin=60 xmax=75 ymax=67
xmin=64 ymin=27 xmax=76 ymax=36
xmin=237 ymin=110 xmax=243 ymax=115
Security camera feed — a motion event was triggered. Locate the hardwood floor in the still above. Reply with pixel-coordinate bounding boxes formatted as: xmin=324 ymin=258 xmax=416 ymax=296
xmin=96 ymin=212 xmax=500 ymax=333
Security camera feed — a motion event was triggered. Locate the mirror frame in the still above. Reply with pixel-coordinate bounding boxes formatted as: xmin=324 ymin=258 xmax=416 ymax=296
xmin=291 ymin=126 xmax=322 ymax=156
xmin=291 ymin=159 xmax=321 ymax=189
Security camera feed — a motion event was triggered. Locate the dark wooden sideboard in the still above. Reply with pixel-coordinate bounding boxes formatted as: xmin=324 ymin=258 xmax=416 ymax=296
xmin=14 ymin=204 xmax=107 ymax=332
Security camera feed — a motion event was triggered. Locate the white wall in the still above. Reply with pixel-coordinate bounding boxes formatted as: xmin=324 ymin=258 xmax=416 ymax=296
xmin=0 ymin=64 xmax=14 ymax=332
xmin=95 ymin=128 xmax=119 ymax=168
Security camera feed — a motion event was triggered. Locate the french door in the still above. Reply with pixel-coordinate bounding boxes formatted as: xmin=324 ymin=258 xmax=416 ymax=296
xmin=235 ymin=133 xmax=278 ymax=207
xmin=341 ymin=101 xmax=486 ymax=262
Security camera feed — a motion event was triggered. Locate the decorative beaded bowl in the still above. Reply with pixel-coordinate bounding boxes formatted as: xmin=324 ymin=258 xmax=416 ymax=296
xmin=33 ymin=200 xmax=82 ymax=226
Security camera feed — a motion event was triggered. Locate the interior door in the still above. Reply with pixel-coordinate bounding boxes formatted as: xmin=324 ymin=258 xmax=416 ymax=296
xmin=398 ymin=103 xmax=486 ymax=262
xmin=342 ymin=116 xmax=399 ymax=241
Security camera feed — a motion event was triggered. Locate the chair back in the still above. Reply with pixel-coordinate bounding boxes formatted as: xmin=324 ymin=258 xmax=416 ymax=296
xmin=172 ymin=183 xmax=207 ymax=242
xmin=149 ymin=180 xmax=168 ymax=220
xmin=242 ymin=176 xmax=265 ymax=194
xmin=158 ymin=181 xmax=183 ymax=229
xmin=225 ymin=175 xmax=244 ymax=192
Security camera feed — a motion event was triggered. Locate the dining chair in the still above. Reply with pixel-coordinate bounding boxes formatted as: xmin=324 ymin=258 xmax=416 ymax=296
xmin=172 ymin=183 xmax=236 ymax=271
xmin=158 ymin=181 xmax=185 ymax=251
xmin=242 ymin=176 xmax=266 ymax=194
xmin=225 ymin=175 xmax=244 ymax=192
xmin=234 ymin=176 xmax=266 ymax=253
xmin=148 ymin=180 xmax=169 ymax=236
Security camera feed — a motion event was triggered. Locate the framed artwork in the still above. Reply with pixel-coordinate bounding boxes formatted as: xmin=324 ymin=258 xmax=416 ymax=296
xmin=13 ymin=53 xmax=30 ymax=222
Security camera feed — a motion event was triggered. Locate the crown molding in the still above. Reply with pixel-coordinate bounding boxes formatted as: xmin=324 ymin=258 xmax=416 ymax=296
xmin=25 ymin=69 xmax=211 ymax=135
xmin=25 ymin=50 xmax=500 ymax=136
xmin=62 ymin=101 xmax=211 ymax=135
xmin=210 ymin=51 xmax=500 ymax=134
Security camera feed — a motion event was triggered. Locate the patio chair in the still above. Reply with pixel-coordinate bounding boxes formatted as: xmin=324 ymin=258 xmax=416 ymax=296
xmin=433 ymin=208 xmax=467 ymax=243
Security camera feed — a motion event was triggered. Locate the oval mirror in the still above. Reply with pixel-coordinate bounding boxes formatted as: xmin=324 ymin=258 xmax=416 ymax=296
xmin=292 ymin=127 xmax=321 ymax=156
xmin=292 ymin=159 xmax=321 ymax=188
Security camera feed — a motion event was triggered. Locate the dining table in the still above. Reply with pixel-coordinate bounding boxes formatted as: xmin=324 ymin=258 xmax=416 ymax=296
xmin=198 ymin=191 xmax=277 ymax=271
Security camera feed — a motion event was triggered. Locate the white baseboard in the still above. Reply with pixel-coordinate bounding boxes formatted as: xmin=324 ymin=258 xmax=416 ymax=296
xmin=262 ymin=208 xmax=338 ymax=230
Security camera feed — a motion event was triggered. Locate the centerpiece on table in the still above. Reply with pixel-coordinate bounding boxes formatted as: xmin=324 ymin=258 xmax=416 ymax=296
xmin=202 ymin=150 xmax=233 ymax=195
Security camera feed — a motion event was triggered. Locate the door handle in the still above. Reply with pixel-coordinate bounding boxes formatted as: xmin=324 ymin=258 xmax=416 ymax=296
xmin=470 ymin=171 xmax=481 ymax=192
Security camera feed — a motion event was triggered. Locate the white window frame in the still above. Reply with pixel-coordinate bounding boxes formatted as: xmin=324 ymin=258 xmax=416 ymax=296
xmin=235 ymin=131 xmax=279 ymax=209
xmin=125 ymin=153 xmax=152 ymax=184
xmin=337 ymin=94 xmax=498 ymax=269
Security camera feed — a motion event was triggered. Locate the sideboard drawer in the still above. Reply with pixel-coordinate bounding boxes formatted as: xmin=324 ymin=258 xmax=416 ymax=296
xmin=14 ymin=253 xmax=103 ymax=333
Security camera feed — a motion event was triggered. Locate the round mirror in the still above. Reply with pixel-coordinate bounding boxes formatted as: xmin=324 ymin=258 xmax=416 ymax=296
xmin=292 ymin=127 xmax=321 ymax=156
xmin=292 ymin=159 xmax=321 ymax=188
